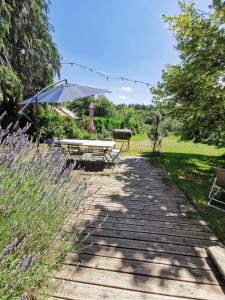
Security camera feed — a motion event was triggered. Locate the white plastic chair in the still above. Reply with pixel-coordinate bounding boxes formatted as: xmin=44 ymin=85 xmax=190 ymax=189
xmin=208 ymin=167 xmax=225 ymax=212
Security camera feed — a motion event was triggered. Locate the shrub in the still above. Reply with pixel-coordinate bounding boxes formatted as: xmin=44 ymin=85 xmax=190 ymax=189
xmin=0 ymin=116 xmax=87 ymax=299
xmin=39 ymin=107 xmax=80 ymax=141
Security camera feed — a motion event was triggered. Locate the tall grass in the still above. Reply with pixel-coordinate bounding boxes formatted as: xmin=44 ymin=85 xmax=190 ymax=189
xmin=0 ymin=114 xmax=87 ymax=299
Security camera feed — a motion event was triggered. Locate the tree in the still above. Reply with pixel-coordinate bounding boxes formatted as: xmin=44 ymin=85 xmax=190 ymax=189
xmin=68 ymin=96 xmax=116 ymax=117
xmin=0 ymin=0 xmax=60 ymax=125
xmin=151 ymin=0 xmax=225 ymax=143
xmin=94 ymin=96 xmax=116 ymax=117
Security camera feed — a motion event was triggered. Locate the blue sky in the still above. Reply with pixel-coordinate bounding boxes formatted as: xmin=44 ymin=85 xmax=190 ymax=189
xmin=49 ymin=0 xmax=211 ymax=105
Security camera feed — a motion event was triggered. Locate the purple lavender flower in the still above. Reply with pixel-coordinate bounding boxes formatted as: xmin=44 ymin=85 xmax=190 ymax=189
xmin=2 ymin=237 xmax=18 ymax=255
xmin=21 ymin=292 xmax=27 ymax=300
xmin=18 ymin=255 xmax=26 ymax=269
xmin=19 ymin=254 xmax=35 ymax=272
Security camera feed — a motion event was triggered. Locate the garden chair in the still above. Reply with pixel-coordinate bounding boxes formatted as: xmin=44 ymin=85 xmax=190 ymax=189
xmin=208 ymin=167 xmax=225 ymax=212
xmin=108 ymin=142 xmax=124 ymax=165
xmin=67 ymin=144 xmax=81 ymax=155
xmin=44 ymin=137 xmax=61 ymax=150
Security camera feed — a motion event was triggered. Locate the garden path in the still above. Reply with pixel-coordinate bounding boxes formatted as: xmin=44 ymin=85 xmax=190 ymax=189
xmin=50 ymin=157 xmax=225 ymax=300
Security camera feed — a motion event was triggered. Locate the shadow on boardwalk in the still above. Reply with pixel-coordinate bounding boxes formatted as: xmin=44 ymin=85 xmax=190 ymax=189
xmin=53 ymin=157 xmax=225 ymax=300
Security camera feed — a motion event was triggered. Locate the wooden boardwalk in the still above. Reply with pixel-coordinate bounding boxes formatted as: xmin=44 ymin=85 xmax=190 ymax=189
xmin=51 ymin=157 xmax=225 ymax=300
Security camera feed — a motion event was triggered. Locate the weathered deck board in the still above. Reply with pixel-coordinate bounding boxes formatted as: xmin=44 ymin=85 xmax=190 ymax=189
xmin=72 ymin=214 xmax=212 ymax=232
xmin=50 ymin=157 xmax=225 ymax=300
xmin=81 ymin=220 xmax=216 ymax=239
xmin=78 ymin=235 xmax=208 ymax=257
xmin=71 ymin=244 xmax=215 ymax=270
xmin=50 ymin=280 xmax=196 ymax=300
xmin=73 ymin=210 xmax=208 ymax=225
xmin=55 ymin=266 xmax=225 ymax=300
xmin=78 ymin=228 xmax=218 ymax=247
xmin=64 ymin=253 xmax=220 ymax=284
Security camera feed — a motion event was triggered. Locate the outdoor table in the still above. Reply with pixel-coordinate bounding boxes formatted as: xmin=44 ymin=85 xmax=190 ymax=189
xmin=56 ymin=139 xmax=115 ymax=161
xmin=55 ymin=139 xmax=83 ymax=146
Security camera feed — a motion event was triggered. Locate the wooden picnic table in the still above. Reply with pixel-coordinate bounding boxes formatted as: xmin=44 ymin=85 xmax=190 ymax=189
xmin=55 ymin=139 xmax=116 ymax=161
xmin=56 ymin=139 xmax=115 ymax=148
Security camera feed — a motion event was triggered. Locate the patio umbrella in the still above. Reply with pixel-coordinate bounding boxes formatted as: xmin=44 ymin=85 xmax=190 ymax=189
xmin=18 ymin=79 xmax=110 ymax=144
xmin=19 ymin=82 xmax=110 ymax=104
xmin=87 ymin=102 xmax=94 ymax=134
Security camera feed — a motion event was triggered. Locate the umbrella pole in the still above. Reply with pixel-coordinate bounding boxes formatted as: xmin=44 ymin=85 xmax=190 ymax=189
xmin=35 ymin=97 xmax=40 ymax=147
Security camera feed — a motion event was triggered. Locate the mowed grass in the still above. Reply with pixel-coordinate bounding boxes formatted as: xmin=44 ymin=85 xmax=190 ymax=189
xmin=120 ymin=133 xmax=151 ymax=156
xmin=123 ymin=134 xmax=225 ymax=243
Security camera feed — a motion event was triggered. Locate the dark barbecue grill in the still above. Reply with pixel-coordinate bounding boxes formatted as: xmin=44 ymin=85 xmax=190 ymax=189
xmin=112 ymin=129 xmax=132 ymax=148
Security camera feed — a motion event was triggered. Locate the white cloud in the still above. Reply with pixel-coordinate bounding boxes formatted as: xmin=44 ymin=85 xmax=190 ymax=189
xmin=121 ymin=86 xmax=133 ymax=92
xmin=119 ymin=95 xmax=128 ymax=100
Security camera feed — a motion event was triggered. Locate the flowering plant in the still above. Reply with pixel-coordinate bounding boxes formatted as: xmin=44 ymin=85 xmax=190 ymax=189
xmin=0 ymin=114 xmax=87 ymax=299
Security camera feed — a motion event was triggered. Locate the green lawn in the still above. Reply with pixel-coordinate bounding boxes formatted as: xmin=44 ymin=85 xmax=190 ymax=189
xmin=123 ymin=134 xmax=225 ymax=243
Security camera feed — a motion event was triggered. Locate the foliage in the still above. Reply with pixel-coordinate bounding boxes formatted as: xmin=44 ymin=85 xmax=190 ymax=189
xmin=39 ymin=107 xmax=79 ymax=141
xmin=81 ymin=116 xmax=124 ymax=138
xmin=0 ymin=117 xmax=87 ymax=299
xmin=67 ymin=96 xmax=116 ymax=117
xmin=68 ymin=97 xmax=147 ymax=136
xmin=0 ymin=66 xmax=22 ymax=126
xmin=94 ymin=96 xmax=116 ymax=117
xmin=118 ymin=107 xmax=143 ymax=134
xmin=117 ymin=103 xmax=155 ymax=125
xmin=38 ymin=110 xmax=144 ymax=141
xmin=151 ymin=0 xmax=225 ymax=143
xmin=0 ymin=0 xmax=60 ymax=126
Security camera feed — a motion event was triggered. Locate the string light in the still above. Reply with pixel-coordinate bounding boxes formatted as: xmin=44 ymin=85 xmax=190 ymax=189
xmin=61 ymin=60 xmax=152 ymax=87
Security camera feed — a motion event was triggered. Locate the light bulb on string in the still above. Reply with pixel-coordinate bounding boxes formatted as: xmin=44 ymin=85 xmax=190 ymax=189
xmin=61 ymin=59 xmax=151 ymax=87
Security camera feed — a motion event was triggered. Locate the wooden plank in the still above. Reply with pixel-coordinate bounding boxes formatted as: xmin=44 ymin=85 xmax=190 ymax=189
xmin=84 ymin=201 xmax=180 ymax=212
xmin=78 ymin=244 xmax=214 ymax=270
xmin=64 ymin=253 xmax=220 ymax=285
xmin=78 ymin=228 xmax=218 ymax=248
xmin=86 ymin=199 xmax=188 ymax=207
xmin=88 ymin=194 xmax=188 ymax=205
xmin=68 ymin=220 xmax=216 ymax=240
xmin=81 ymin=207 xmax=200 ymax=218
xmin=72 ymin=214 xmax=211 ymax=232
xmin=80 ymin=236 xmax=207 ymax=257
xmin=73 ymin=211 xmax=207 ymax=225
xmin=208 ymin=246 xmax=225 ymax=281
xmin=83 ymin=207 xmax=205 ymax=222
xmin=51 ymin=280 xmax=194 ymax=300
xmin=55 ymin=265 xmax=225 ymax=300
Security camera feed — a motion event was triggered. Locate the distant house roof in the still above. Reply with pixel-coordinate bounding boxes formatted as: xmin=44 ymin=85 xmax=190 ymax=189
xmin=53 ymin=106 xmax=81 ymax=120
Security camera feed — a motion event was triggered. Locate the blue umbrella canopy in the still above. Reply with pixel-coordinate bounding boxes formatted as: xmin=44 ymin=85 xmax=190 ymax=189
xmin=19 ymin=83 xmax=110 ymax=104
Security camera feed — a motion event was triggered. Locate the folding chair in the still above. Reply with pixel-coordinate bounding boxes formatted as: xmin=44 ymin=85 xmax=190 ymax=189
xmin=208 ymin=167 xmax=225 ymax=212
xmin=44 ymin=137 xmax=61 ymax=151
xmin=109 ymin=142 xmax=124 ymax=165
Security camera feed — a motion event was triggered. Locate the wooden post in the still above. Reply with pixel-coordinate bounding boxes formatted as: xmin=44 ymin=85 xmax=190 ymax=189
xmin=152 ymin=116 xmax=159 ymax=154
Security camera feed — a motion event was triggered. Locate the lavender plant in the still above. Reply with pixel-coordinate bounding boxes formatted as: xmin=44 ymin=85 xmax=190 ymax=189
xmin=0 ymin=116 xmax=87 ymax=299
